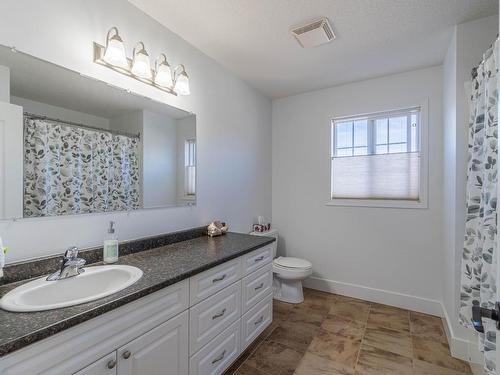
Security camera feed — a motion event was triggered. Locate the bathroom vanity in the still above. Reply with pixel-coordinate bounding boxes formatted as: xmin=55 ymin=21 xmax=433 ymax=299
xmin=0 ymin=231 xmax=275 ymax=375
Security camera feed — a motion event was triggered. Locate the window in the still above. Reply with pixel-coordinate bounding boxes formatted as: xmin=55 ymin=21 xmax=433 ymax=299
xmin=185 ymin=139 xmax=196 ymax=196
xmin=330 ymin=107 xmax=426 ymax=207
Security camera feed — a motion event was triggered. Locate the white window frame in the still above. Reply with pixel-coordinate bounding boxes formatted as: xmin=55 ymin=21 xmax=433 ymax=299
xmin=327 ymin=101 xmax=429 ymax=209
xmin=184 ymin=138 xmax=196 ymax=197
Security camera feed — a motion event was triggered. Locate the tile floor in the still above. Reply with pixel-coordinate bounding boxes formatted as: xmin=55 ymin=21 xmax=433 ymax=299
xmin=224 ymin=288 xmax=472 ymax=375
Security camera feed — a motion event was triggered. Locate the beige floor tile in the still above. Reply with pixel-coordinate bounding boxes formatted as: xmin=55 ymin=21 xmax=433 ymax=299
xmin=354 ymin=344 xmax=413 ymax=375
xmin=367 ymin=304 xmax=410 ymax=332
xmin=329 ymin=300 xmax=371 ymax=323
xmin=298 ymin=288 xmax=335 ymax=313
xmin=267 ymin=326 xmax=314 ymax=353
xmin=230 ymin=363 xmax=271 ymax=375
xmin=363 ymin=324 xmax=412 ymax=358
xmin=412 ymin=336 xmax=472 ymax=373
xmin=321 ymin=314 xmax=365 ymax=339
xmin=295 ymin=352 xmax=354 ymax=375
xmin=412 ymin=359 xmax=472 ymax=375
xmin=308 ymin=328 xmax=362 ymax=368
xmin=246 ymin=340 xmax=304 ymax=375
xmin=279 ymin=307 xmax=325 ymax=338
xmin=410 ymin=311 xmax=447 ymax=340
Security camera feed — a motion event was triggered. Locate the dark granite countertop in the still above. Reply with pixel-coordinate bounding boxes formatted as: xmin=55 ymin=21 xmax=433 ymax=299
xmin=0 ymin=232 xmax=274 ymax=357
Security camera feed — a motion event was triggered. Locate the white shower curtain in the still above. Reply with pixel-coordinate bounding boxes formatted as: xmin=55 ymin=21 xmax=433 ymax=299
xmin=460 ymin=39 xmax=498 ymax=374
xmin=23 ymin=118 xmax=140 ymax=217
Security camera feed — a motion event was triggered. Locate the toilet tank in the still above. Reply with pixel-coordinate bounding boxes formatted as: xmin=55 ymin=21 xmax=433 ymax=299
xmin=250 ymin=228 xmax=278 ymax=258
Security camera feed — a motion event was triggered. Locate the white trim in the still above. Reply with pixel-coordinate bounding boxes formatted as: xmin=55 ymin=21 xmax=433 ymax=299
xmin=303 ymin=276 xmax=442 ymax=316
xmin=328 ymin=100 xmax=429 ymax=209
xmin=326 ymin=198 xmax=427 ymax=209
xmin=441 ymin=302 xmax=484 ymax=365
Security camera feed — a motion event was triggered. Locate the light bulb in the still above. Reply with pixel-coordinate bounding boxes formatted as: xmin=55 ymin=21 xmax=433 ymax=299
xmin=154 ymin=54 xmax=173 ymax=87
xmin=103 ymin=27 xmax=127 ymax=68
xmin=131 ymin=42 xmax=152 ymax=79
xmin=174 ymin=66 xmax=190 ymax=95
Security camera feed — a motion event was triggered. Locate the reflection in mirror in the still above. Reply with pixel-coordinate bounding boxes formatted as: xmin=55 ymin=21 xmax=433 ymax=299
xmin=0 ymin=45 xmax=196 ymax=219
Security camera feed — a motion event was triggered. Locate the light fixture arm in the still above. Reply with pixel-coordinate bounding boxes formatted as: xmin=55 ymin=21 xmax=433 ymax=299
xmin=105 ymin=27 xmax=121 ymax=48
xmin=155 ymin=53 xmax=170 ymax=69
xmin=133 ymin=41 xmax=148 ymax=57
xmin=174 ymin=64 xmax=188 ymax=80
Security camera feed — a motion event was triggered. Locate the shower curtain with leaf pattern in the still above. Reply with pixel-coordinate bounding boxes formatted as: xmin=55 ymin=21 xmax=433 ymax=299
xmin=460 ymin=39 xmax=498 ymax=374
xmin=23 ymin=118 xmax=140 ymax=217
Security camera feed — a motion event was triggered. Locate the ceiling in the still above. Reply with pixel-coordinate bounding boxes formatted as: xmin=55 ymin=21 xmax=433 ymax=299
xmin=130 ymin=0 xmax=498 ymax=98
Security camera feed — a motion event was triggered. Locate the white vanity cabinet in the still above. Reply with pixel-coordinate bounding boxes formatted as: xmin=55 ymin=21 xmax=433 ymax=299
xmin=115 ymin=311 xmax=189 ymax=375
xmin=0 ymin=243 xmax=274 ymax=375
xmin=73 ymin=353 xmax=118 ymax=375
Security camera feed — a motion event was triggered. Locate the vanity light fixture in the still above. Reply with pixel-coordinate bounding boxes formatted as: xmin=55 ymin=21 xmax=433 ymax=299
xmin=93 ymin=27 xmax=190 ymax=96
xmin=173 ymin=64 xmax=190 ymax=96
xmin=154 ymin=53 xmax=173 ymax=87
xmin=102 ymin=27 xmax=128 ymax=68
xmin=131 ymin=42 xmax=152 ymax=79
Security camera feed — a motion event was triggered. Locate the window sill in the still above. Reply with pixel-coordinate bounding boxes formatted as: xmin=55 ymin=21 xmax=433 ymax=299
xmin=326 ymin=198 xmax=428 ymax=209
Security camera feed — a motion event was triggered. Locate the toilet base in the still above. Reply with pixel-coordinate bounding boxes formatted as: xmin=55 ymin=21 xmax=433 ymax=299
xmin=272 ymin=277 xmax=304 ymax=304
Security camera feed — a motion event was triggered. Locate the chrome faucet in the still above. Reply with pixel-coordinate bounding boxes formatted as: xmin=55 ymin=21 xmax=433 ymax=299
xmin=47 ymin=246 xmax=86 ymax=281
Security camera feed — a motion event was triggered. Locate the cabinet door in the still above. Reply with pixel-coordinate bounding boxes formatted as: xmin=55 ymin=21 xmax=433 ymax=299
xmin=73 ymin=353 xmax=117 ymax=375
xmin=117 ymin=311 xmax=188 ymax=375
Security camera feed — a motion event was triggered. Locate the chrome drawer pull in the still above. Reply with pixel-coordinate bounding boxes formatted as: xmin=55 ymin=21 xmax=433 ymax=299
xmin=122 ymin=350 xmax=131 ymax=359
xmin=212 ymin=308 xmax=227 ymax=320
xmin=107 ymin=359 xmax=116 ymax=369
xmin=211 ymin=350 xmax=226 ymax=364
xmin=254 ymin=316 xmax=264 ymax=325
xmin=254 ymin=255 xmax=265 ymax=262
xmin=254 ymin=283 xmax=264 ymax=291
xmin=212 ymin=274 xmax=227 ymax=283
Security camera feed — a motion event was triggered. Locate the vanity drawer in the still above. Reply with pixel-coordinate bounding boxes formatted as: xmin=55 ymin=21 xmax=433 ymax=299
xmin=241 ymin=263 xmax=273 ymax=313
xmin=242 ymin=245 xmax=273 ymax=276
xmin=189 ymin=320 xmax=240 ymax=375
xmin=241 ymin=293 xmax=273 ymax=351
xmin=190 ymin=258 xmax=242 ymax=305
xmin=189 ymin=281 xmax=241 ymax=355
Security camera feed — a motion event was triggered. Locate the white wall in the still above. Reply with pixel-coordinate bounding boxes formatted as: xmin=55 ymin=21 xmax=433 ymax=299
xmin=441 ymin=15 xmax=498 ymax=360
xmin=11 ymin=96 xmax=110 ymax=129
xmin=142 ymin=110 xmax=177 ymax=207
xmin=272 ymin=66 xmax=444 ymax=313
xmin=0 ymin=0 xmax=272 ymax=263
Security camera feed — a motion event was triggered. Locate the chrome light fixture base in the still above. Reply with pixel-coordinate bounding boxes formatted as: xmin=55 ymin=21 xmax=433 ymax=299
xmin=93 ymin=42 xmax=177 ymax=96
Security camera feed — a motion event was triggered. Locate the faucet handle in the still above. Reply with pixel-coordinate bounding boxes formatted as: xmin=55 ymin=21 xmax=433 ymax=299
xmin=64 ymin=246 xmax=79 ymax=260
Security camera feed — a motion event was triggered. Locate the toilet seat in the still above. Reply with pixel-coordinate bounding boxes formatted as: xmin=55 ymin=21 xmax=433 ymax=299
xmin=273 ymin=256 xmax=312 ymax=270
xmin=273 ymin=257 xmax=312 ymax=280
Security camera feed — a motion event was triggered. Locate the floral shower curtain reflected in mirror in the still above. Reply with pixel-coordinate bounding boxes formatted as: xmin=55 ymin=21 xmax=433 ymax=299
xmin=23 ymin=118 xmax=140 ymax=217
xmin=460 ymin=38 xmax=498 ymax=374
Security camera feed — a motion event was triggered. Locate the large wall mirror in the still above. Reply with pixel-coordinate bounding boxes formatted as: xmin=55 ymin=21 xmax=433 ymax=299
xmin=0 ymin=45 xmax=196 ymax=220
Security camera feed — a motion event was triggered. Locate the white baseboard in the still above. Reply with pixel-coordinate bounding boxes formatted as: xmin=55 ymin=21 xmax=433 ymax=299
xmin=303 ymin=276 xmax=484 ymax=367
xmin=441 ymin=302 xmax=484 ymax=365
xmin=303 ymin=276 xmax=443 ymax=316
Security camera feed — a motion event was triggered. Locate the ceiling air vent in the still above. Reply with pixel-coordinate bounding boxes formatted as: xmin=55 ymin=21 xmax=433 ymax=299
xmin=290 ymin=17 xmax=336 ymax=48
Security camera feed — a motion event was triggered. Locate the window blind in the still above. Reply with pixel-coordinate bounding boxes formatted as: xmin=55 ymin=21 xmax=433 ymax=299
xmin=331 ymin=152 xmax=420 ymax=200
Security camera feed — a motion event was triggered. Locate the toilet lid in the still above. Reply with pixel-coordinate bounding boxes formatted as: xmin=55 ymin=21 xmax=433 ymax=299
xmin=274 ymin=257 xmax=312 ymax=269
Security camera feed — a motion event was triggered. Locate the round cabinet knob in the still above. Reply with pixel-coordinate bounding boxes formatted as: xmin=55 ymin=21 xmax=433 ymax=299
xmin=122 ymin=350 xmax=131 ymax=359
xmin=107 ymin=359 xmax=117 ymax=369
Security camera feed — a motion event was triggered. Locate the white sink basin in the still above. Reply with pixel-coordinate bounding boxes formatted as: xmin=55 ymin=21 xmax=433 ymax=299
xmin=0 ymin=265 xmax=143 ymax=312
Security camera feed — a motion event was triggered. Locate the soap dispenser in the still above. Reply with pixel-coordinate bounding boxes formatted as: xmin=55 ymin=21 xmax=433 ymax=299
xmin=103 ymin=221 xmax=119 ymax=264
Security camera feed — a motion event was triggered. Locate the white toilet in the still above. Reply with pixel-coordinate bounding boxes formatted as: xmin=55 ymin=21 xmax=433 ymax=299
xmin=250 ymin=229 xmax=312 ymax=303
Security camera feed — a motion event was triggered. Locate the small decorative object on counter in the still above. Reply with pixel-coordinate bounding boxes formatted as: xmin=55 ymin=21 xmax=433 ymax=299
xmin=253 ymin=223 xmax=271 ymax=232
xmin=207 ymin=221 xmax=228 ymax=237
